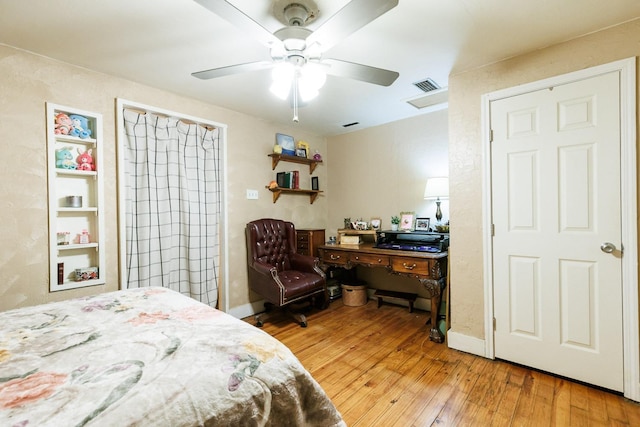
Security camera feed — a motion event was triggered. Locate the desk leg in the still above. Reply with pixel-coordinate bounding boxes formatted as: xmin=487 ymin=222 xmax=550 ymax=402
xmin=420 ymin=278 xmax=444 ymax=343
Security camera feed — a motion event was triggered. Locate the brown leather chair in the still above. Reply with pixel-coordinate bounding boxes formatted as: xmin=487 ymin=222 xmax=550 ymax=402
xmin=246 ymin=218 xmax=328 ymax=327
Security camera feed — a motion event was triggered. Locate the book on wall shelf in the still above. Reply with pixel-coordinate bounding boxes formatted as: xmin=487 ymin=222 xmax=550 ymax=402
xmin=275 ymin=171 xmax=300 ymax=189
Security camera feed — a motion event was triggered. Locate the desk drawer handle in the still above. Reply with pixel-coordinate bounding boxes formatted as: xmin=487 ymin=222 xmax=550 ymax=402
xmin=402 ymin=262 xmax=417 ymax=270
xmin=330 ymin=254 xmax=341 ymax=260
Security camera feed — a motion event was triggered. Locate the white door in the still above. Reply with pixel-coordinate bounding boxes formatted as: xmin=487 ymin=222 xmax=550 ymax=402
xmin=491 ymin=71 xmax=623 ymax=391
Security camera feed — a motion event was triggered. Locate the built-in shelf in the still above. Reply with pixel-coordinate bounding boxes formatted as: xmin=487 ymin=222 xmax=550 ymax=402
xmin=268 ymin=153 xmax=322 ymax=174
xmin=266 ymin=186 xmax=323 ymax=204
xmin=46 ymin=102 xmax=105 ymax=292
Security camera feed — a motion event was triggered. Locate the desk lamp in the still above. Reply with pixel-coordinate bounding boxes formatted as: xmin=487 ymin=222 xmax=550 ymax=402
xmin=424 ymin=177 xmax=449 ymax=222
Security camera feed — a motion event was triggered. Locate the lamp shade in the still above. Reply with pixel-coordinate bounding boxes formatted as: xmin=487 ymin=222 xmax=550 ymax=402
xmin=424 ymin=177 xmax=449 ymax=200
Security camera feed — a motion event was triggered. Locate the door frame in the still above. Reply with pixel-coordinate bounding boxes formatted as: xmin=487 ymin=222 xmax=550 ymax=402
xmin=481 ymin=57 xmax=638 ymax=400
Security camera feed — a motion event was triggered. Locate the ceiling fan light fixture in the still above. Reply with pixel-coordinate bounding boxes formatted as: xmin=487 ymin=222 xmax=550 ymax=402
xmin=298 ymin=63 xmax=326 ymax=101
xmin=270 ymin=62 xmax=295 ymax=99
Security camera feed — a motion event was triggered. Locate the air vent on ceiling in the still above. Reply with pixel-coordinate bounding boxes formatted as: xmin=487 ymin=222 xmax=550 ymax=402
xmin=342 ymin=122 xmax=360 ymax=128
xmin=413 ymin=78 xmax=440 ymax=93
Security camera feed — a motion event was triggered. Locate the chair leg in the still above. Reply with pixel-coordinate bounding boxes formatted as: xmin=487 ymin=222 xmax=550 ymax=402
xmin=254 ymin=302 xmax=276 ymax=327
xmin=289 ymin=312 xmax=307 ymax=328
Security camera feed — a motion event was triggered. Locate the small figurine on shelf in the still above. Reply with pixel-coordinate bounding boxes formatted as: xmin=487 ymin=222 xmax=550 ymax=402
xmin=69 ymin=114 xmax=92 ymax=139
xmin=76 ymin=148 xmax=95 ymax=171
xmin=56 ymin=146 xmax=77 ymax=169
xmin=313 ymin=150 xmax=322 ymax=161
xmin=54 ymin=113 xmax=74 ymax=135
xmin=78 ymin=230 xmax=90 ymax=245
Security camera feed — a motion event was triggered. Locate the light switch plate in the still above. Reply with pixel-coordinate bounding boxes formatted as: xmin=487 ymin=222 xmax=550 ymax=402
xmin=246 ymin=189 xmax=259 ymax=200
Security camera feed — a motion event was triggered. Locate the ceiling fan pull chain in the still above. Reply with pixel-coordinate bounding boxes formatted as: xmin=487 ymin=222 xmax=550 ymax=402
xmin=293 ymin=72 xmax=299 ymax=123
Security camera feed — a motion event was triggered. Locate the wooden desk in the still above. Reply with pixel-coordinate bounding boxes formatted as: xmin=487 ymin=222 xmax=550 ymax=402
xmin=318 ymin=243 xmax=448 ymax=343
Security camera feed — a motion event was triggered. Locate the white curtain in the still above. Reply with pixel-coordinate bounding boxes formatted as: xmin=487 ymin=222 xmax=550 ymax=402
xmin=122 ymin=109 xmax=221 ymax=307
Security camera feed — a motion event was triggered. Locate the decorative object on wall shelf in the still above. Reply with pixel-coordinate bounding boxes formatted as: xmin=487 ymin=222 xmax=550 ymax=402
xmin=76 ymin=148 xmax=95 ymax=171
xmin=276 ymin=133 xmax=295 ymax=156
xmin=311 ymin=176 xmax=319 ymax=190
xmin=56 ymin=146 xmax=77 ymax=170
xmin=297 ymin=140 xmax=310 ymax=157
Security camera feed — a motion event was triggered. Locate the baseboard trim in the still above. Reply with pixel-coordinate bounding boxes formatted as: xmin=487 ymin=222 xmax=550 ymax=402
xmin=447 ymin=330 xmax=487 ymax=358
xmin=227 ymin=300 xmax=265 ymax=320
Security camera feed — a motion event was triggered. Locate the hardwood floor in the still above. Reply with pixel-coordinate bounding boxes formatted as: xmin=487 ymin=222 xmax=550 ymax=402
xmin=247 ymin=299 xmax=640 ymax=426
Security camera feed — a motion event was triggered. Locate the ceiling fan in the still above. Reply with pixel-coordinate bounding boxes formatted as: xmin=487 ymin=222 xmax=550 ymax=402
xmin=192 ymin=0 xmax=400 ymax=94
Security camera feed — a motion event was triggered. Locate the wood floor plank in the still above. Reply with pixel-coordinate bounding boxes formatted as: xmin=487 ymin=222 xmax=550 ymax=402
xmin=246 ymin=298 xmax=640 ymax=426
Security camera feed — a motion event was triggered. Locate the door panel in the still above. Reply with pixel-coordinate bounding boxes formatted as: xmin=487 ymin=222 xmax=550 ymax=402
xmin=491 ymin=71 xmax=623 ymax=391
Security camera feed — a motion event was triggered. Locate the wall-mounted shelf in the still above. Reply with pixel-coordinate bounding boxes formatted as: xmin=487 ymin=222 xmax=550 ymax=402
xmin=268 ymin=153 xmax=322 ymax=174
xmin=266 ymin=186 xmax=323 ymax=204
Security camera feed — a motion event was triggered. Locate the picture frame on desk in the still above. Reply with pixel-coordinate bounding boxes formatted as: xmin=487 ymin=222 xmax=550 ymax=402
xmin=415 ymin=217 xmax=430 ymax=231
xmin=399 ymin=211 xmax=415 ymax=231
xmin=370 ymin=218 xmax=381 ymax=230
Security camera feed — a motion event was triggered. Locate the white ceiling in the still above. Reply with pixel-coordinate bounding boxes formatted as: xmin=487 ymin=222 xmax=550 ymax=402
xmin=1 ymin=0 xmax=639 ymax=136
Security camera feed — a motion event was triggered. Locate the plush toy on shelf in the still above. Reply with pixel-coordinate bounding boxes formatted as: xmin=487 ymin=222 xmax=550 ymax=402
xmin=69 ymin=114 xmax=92 ymax=139
xmin=54 ymin=113 xmax=74 ymax=135
xmin=76 ymin=148 xmax=95 ymax=171
xmin=56 ymin=146 xmax=77 ymax=169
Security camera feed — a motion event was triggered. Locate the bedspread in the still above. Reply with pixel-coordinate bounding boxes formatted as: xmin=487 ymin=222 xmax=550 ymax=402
xmin=0 ymin=287 xmax=345 ymax=426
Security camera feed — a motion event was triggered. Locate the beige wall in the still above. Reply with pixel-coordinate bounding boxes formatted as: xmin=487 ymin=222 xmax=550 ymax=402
xmin=326 ymin=109 xmax=449 ymax=296
xmin=448 ymin=19 xmax=640 ymax=339
xmin=0 ymin=44 xmax=328 ymax=312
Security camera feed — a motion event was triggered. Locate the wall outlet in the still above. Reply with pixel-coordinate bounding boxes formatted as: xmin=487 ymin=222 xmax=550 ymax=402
xmin=246 ymin=189 xmax=259 ymax=200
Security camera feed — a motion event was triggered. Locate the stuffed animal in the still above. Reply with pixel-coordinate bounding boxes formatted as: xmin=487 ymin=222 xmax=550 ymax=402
xmin=54 ymin=113 xmax=74 ymax=135
xmin=76 ymin=148 xmax=95 ymax=171
xmin=56 ymin=147 xmax=77 ymax=169
xmin=69 ymin=114 xmax=92 ymax=139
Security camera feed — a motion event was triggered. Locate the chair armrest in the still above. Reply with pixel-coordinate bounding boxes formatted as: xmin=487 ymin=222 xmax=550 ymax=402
xmin=290 ymin=254 xmax=326 ymax=279
xmin=251 ymin=260 xmax=276 ymax=277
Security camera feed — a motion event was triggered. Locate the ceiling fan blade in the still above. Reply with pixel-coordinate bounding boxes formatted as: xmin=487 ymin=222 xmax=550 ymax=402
xmin=324 ymin=58 xmax=398 ymax=87
xmin=194 ymin=0 xmax=281 ymax=47
xmin=192 ymin=61 xmax=273 ymax=80
xmin=307 ymin=0 xmax=399 ymax=52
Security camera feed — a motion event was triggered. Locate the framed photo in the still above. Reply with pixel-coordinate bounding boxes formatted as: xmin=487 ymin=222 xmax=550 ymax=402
xmin=311 ymin=176 xmax=319 ymax=190
xmin=355 ymin=221 xmax=368 ymax=230
xmin=399 ymin=211 xmax=415 ymax=231
xmin=297 ymin=140 xmax=310 ymax=158
xmin=370 ymin=218 xmax=381 ymax=230
xmin=295 ymin=148 xmax=307 ymax=157
xmin=415 ymin=217 xmax=430 ymax=231
xmin=276 ymin=133 xmax=295 ymax=155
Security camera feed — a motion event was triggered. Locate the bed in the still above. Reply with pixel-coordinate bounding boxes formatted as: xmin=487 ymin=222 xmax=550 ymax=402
xmin=0 ymin=287 xmax=345 ymax=426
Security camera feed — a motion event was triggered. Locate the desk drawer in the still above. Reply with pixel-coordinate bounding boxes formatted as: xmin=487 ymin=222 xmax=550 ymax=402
xmin=391 ymin=257 xmax=431 ymax=276
xmin=321 ymin=249 xmax=349 ymax=266
xmin=351 ymin=253 xmax=389 ymax=267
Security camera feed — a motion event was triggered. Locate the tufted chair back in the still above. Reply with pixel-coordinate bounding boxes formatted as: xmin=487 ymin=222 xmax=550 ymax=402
xmin=246 ymin=218 xmax=328 ymax=326
xmin=248 ymin=218 xmax=296 ymax=272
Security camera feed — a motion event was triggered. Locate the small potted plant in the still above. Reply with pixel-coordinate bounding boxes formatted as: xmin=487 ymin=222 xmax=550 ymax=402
xmin=390 ymin=215 xmax=400 ymax=231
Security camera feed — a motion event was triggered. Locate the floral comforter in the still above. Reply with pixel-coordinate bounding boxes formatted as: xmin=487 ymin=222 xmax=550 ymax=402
xmin=0 ymin=287 xmax=344 ymax=426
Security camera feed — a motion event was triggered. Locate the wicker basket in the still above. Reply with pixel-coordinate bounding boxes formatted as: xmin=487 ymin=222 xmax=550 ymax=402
xmin=341 ymin=284 xmax=368 ymax=306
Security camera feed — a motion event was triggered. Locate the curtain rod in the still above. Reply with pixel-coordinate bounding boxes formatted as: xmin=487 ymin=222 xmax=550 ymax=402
xmin=124 ymin=107 xmax=216 ymax=131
